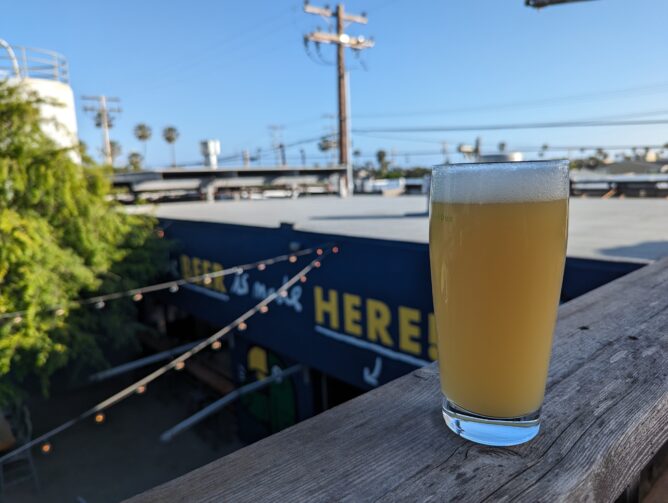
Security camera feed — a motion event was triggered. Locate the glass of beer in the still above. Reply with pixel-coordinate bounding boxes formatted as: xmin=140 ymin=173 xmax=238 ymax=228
xmin=429 ymin=160 xmax=569 ymax=446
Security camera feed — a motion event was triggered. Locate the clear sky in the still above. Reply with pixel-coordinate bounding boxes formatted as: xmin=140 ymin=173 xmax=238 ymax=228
xmin=3 ymin=0 xmax=668 ymax=167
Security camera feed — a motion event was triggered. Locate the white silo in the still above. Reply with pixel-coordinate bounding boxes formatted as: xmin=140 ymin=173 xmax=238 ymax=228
xmin=0 ymin=39 xmax=79 ymax=156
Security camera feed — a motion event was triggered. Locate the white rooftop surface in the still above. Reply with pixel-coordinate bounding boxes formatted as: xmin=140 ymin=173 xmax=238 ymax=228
xmin=142 ymin=195 xmax=668 ymax=262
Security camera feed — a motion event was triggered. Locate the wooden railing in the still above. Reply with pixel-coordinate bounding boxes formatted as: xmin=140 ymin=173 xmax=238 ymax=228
xmin=127 ymin=258 xmax=668 ymax=502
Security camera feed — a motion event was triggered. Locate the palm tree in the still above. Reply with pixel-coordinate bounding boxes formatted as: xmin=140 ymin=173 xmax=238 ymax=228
xmin=162 ymin=126 xmax=179 ymax=168
xmin=376 ymin=149 xmax=389 ymax=176
xmin=134 ymin=124 xmax=152 ymax=160
xmin=128 ymin=152 xmax=143 ymax=171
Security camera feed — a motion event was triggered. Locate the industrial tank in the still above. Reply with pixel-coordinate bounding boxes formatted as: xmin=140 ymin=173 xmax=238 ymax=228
xmin=0 ymin=40 xmax=79 ymax=155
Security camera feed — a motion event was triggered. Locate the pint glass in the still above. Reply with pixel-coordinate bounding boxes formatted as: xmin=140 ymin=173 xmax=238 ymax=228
xmin=429 ymin=160 xmax=569 ymax=446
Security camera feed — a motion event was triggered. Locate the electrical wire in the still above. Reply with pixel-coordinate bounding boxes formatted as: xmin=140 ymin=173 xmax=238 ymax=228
xmin=353 ymin=118 xmax=668 ymax=134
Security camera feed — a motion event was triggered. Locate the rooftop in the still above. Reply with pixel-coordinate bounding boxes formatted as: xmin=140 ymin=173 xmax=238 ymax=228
xmin=142 ymin=195 xmax=668 ymax=262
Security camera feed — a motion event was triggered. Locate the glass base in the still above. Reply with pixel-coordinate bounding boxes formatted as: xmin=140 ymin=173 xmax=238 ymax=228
xmin=442 ymin=397 xmax=540 ymax=446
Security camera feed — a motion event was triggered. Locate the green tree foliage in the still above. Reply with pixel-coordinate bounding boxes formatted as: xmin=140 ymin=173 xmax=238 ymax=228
xmin=127 ymin=152 xmax=143 ymax=171
xmin=134 ymin=123 xmax=152 ymax=160
xmin=162 ymin=126 xmax=179 ymax=167
xmin=0 ymin=82 xmax=168 ymax=404
xmin=376 ymin=149 xmax=389 ymax=176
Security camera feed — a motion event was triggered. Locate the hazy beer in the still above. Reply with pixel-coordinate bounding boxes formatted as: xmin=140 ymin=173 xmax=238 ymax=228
xmin=429 ymin=160 xmax=569 ymax=445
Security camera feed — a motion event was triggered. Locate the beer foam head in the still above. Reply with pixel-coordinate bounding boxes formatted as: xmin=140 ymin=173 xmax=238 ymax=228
xmin=431 ymin=160 xmax=569 ymax=204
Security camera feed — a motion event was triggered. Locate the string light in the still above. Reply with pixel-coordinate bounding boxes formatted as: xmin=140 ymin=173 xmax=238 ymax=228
xmin=238 ymin=322 xmax=248 ymax=331
xmin=0 ymin=251 xmax=333 ymax=466
xmin=314 ymin=261 xmax=321 ymax=268
xmin=279 ymin=290 xmax=288 ymax=298
xmin=260 ymin=305 xmax=269 ymax=314
xmin=211 ymin=340 xmax=222 ymax=350
xmin=156 ymin=229 xmax=165 ymax=239
xmin=300 ymin=276 xmax=308 ymax=283
xmin=332 ymin=246 xmax=340 ymax=254
xmin=0 ymin=245 xmax=337 ymax=325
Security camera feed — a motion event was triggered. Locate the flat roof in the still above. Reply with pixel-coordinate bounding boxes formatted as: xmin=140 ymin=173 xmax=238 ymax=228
xmin=140 ymin=195 xmax=668 ymax=262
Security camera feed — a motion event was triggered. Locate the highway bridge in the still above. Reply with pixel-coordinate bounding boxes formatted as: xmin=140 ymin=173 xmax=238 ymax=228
xmin=113 ymin=165 xmax=348 ymax=201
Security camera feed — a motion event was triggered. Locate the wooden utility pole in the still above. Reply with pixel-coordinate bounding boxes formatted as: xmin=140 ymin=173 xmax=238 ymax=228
xmin=82 ymin=95 xmax=121 ymax=165
xmin=304 ymin=2 xmax=374 ymax=194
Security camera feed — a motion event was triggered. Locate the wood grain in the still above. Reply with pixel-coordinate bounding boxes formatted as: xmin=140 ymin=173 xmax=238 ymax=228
xmin=126 ymin=258 xmax=668 ymax=503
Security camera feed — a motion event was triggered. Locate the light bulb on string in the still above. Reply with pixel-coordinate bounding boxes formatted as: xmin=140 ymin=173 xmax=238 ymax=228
xmin=132 ymin=293 xmax=143 ymax=302
xmin=169 ymin=284 xmax=179 ymax=293
xmin=155 ymin=229 xmax=165 ymax=239
xmin=211 ymin=340 xmax=222 ymax=350
xmin=259 ymin=305 xmax=269 ymax=314
xmin=300 ymin=276 xmax=307 ymax=283
xmin=55 ymin=308 xmax=66 ymax=317
xmin=12 ymin=316 xmax=23 ymax=325
xmin=279 ymin=290 xmax=288 ymax=298
xmin=289 ymin=255 xmax=297 ymax=263
xmin=316 ymin=248 xmax=324 ymax=256
xmin=136 ymin=385 xmax=147 ymax=395
xmin=332 ymin=246 xmax=340 ymax=254
xmin=257 ymin=263 xmax=267 ymax=271
xmin=95 ymin=301 xmax=106 ymax=310
xmin=238 ymin=322 xmax=248 ymax=331
xmin=174 ymin=361 xmax=185 ymax=371
xmin=203 ymin=276 xmax=212 ymax=285
xmin=314 ymin=261 xmax=321 ymax=268
xmin=94 ymin=412 xmax=105 ymax=424
xmin=40 ymin=442 xmax=52 ymax=454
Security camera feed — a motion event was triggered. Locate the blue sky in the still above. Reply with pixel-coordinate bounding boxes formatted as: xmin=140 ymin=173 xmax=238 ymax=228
xmin=3 ymin=0 xmax=668 ymax=167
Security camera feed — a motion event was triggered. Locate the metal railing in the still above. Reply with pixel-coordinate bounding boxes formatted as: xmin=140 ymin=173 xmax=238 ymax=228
xmin=0 ymin=40 xmax=69 ymax=83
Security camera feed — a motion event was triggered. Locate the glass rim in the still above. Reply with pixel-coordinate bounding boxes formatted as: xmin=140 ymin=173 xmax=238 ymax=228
xmin=432 ymin=159 xmax=569 ymax=171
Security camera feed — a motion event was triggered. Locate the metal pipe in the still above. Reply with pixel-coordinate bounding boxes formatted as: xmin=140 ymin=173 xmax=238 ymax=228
xmin=160 ymin=364 xmax=303 ymax=442
xmin=0 ymin=39 xmax=21 ymax=78
xmin=87 ymin=340 xmax=203 ymax=382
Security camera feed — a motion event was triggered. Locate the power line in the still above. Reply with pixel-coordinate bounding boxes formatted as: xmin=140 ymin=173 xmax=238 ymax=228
xmin=352 ymin=81 xmax=668 ymax=119
xmin=136 ymin=6 xmax=295 ymax=93
xmin=353 ymin=118 xmax=668 ymax=134
xmin=136 ymin=16 xmax=296 ymax=96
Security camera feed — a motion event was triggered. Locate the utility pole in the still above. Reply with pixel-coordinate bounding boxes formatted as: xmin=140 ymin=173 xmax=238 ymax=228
xmin=304 ymin=2 xmax=374 ymax=195
xmin=268 ymin=124 xmax=285 ymax=166
xmin=441 ymin=141 xmax=450 ymax=164
xmin=82 ymin=95 xmax=121 ymax=165
xmin=279 ymin=143 xmax=287 ymax=166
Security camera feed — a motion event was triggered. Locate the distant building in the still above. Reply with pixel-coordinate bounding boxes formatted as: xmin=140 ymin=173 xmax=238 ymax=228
xmin=602 ymin=160 xmax=666 ymax=175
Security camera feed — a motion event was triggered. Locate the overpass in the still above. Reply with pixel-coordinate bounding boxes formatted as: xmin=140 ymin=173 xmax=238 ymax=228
xmin=113 ymin=165 xmax=348 ymax=201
